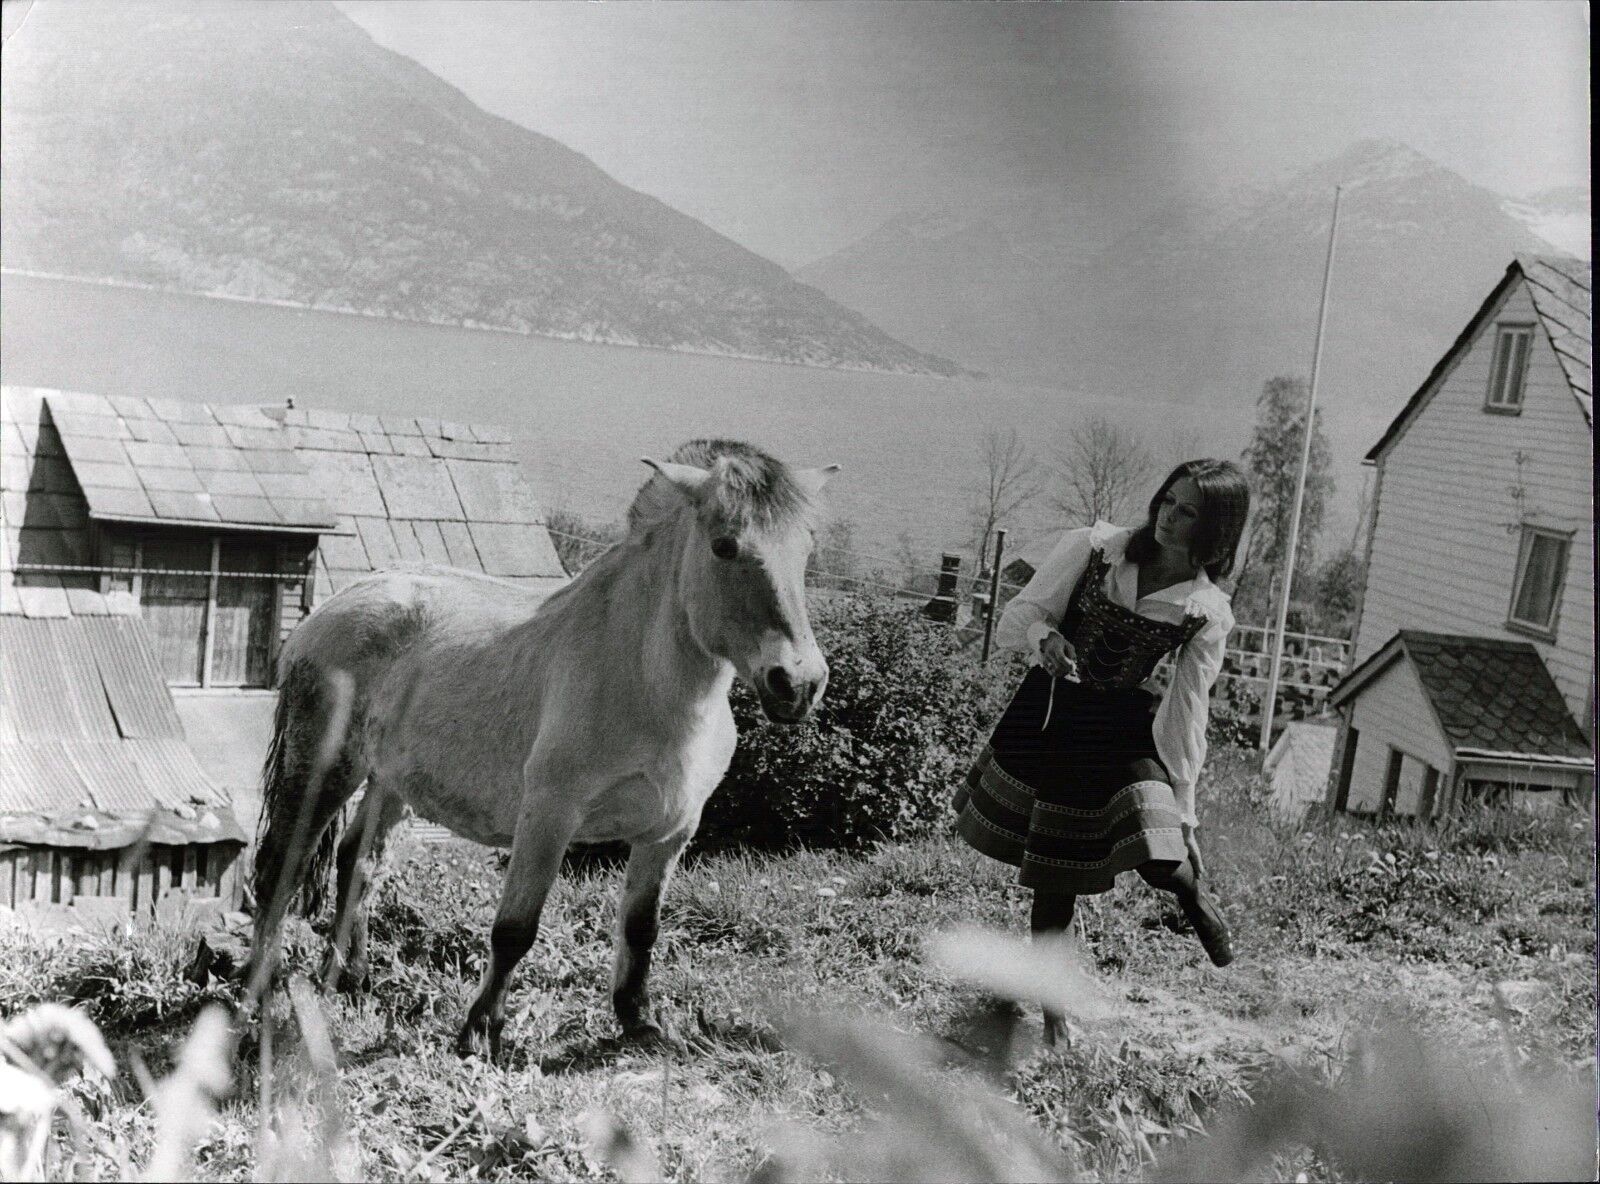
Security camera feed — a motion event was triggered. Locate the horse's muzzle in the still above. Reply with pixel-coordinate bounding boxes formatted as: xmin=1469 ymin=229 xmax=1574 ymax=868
xmin=756 ymin=664 xmax=827 ymax=724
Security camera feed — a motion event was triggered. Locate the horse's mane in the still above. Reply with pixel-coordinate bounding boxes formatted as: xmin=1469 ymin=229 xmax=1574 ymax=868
xmin=627 ymin=439 xmax=816 ymax=535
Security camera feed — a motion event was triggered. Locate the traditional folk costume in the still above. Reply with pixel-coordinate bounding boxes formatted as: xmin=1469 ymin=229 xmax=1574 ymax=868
xmin=954 ymin=521 xmax=1234 ymax=901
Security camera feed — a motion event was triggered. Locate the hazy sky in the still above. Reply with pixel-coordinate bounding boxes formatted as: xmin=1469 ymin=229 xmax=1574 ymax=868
xmin=340 ymin=1 xmax=1589 ymax=268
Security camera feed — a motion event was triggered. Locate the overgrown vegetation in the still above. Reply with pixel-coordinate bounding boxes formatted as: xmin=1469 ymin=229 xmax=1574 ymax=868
xmin=700 ymin=595 xmax=1019 ymax=849
xmin=4 ymin=755 xmax=1592 ymax=1181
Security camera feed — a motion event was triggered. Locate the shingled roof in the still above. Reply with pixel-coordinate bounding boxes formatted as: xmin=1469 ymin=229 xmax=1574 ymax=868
xmin=1330 ymin=630 xmax=1593 ymax=765
xmin=2 ymin=385 xmax=565 ymax=605
xmin=261 ymin=406 xmax=564 ymax=597
xmin=1520 ymin=255 xmax=1592 ymax=423
xmin=42 ymin=388 xmax=338 ymax=530
xmin=1367 ymin=255 xmax=1592 ymax=462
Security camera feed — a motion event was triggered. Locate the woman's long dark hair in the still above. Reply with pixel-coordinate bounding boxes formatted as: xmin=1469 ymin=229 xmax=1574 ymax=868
xmin=1124 ymin=459 xmax=1251 ymax=581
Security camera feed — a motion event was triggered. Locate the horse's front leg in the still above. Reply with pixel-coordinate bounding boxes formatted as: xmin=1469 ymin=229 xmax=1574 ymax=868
xmin=612 ymin=831 xmax=692 ymax=1041
xmin=457 ymin=785 xmax=582 ymax=1061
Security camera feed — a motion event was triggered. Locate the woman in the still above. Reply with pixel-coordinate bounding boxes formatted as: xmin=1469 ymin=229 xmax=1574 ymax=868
xmin=953 ymin=459 xmax=1249 ymax=1043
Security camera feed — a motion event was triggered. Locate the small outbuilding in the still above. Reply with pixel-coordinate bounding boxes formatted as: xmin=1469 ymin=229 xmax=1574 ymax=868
xmin=1263 ymin=720 xmax=1338 ymax=822
xmin=2 ymin=383 xmax=567 ymax=886
xmin=1327 ymin=631 xmax=1593 ymax=816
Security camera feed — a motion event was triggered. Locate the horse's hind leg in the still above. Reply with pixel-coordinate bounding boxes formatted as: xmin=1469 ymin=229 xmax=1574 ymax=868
xmin=612 ymin=832 xmax=691 ymax=1041
xmin=243 ymin=667 xmax=367 ymax=1000
xmin=321 ymin=784 xmax=406 ymax=994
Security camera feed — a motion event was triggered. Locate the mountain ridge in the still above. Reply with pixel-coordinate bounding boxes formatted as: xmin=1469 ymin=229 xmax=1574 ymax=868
xmin=799 ymin=139 xmax=1576 ymax=409
xmin=0 ymin=0 xmax=958 ymax=376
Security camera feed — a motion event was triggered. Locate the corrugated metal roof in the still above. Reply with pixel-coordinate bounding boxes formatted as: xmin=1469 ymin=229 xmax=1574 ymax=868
xmin=0 ymin=616 xmax=81 ymax=737
xmin=84 ymin=616 xmax=186 ymax=739
xmin=49 ymin=617 xmax=121 ymax=740
xmin=0 ymin=740 xmax=91 ymax=814
xmin=0 ymin=739 xmax=246 ymax=848
xmin=0 ymin=613 xmax=244 ymax=846
xmin=43 ymin=391 xmax=338 ymax=531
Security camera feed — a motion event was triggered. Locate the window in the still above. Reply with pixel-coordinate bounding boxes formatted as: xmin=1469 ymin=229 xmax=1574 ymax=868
xmin=105 ymin=530 xmax=302 ymax=688
xmin=1508 ymin=526 xmax=1570 ymax=637
xmin=1485 ymin=324 xmax=1534 ymax=412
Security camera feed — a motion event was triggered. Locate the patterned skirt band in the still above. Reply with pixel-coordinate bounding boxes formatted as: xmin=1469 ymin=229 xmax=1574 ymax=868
xmin=952 ymin=667 xmax=1188 ymax=894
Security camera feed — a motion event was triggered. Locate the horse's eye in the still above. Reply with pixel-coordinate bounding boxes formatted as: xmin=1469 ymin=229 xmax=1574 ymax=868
xmin=711 ymin=537 xmax=739 ymax=561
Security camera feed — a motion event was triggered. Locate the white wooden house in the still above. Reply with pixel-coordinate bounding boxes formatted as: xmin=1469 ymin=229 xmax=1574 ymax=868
xmin=1327 ymin=256 xmax=1594 ymax=815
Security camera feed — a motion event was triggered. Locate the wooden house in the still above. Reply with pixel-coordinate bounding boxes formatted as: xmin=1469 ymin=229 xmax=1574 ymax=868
xmin=1327 ymin=256 xmax=1594 ymax=815
xmin=1 ymin=384 xmax=566 ymax=912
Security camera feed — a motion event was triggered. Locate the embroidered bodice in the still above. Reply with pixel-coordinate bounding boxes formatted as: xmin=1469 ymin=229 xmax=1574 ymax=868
xmin=1058 ymin=549 xmax=1207 ymax=689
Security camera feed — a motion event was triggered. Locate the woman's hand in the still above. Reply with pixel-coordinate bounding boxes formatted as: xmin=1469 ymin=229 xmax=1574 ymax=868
xmin=1182 ymin=823 xmax=1205 ymax=879
xmin=1038 ymin=632 xmax=1079 ymax=680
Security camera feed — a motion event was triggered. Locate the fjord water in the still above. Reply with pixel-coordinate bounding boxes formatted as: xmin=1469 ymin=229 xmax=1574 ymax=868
xmin=1 ymin=273 xmax=1253 ymax=563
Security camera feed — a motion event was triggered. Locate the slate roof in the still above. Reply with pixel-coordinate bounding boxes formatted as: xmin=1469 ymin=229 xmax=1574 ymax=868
xmin=1330 ymin=631 xmax=1592 ymax=764
xmin=3 ymin=385 xmax=565 ymax=604
xmin=0 ymin=615 xmax=245 ymax=848
xmin=1520 ymin=255 xmax=1592 ymax=423
xmin=41 ymin=388 xmax=338 ymax=530
xmin=2 ymin=387 xmax=139 ymax=616
xmin=1367 ymin=256 xmax=1593 ymax=461
xmin=262 ymin=405 xmax=564 ymax=597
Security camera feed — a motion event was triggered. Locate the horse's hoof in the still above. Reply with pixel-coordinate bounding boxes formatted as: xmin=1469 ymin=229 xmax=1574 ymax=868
xmin=620 ymin=1016 xmax=676 ymax=1047
xmin=455 ymin=1021 xmax=503 ymax=1062
xmin=1042 ymin=1010 xmax=1073 ymax=1050
xmin=317 ymin=946 xmax=374 ymax=996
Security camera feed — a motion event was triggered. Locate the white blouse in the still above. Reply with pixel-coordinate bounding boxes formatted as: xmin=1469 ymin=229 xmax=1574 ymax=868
xmin=995 ymin=520 xmax=1235 ymax=828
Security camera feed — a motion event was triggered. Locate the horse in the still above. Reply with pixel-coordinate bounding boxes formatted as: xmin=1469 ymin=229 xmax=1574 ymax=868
xmin=244 ymin=439 xmax=839 ymax=1058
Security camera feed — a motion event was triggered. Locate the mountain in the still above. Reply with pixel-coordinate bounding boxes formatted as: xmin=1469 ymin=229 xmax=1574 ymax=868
xmin=1501 ymin=186 xmax=1591 ymax=258
xmin=0 ymin=1 xmax=956 ymax=376
xmin=799 ymin=141 xmax=1571 ymax=465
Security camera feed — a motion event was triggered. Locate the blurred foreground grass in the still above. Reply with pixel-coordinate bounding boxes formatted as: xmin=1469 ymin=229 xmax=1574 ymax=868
xmin=2 ymin=750 xmax=1594 ymax=1181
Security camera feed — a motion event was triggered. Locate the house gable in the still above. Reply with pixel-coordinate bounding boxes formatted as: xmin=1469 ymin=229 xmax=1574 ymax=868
xmin=1350 ymin=262 xmax=1594 ymax=725
xmin=1366 ymin=256 xmax=1592 ymax=464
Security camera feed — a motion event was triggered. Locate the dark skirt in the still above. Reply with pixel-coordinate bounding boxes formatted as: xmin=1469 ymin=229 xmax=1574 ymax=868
xmin=952 ymin=667 xmax=1188 ymax=894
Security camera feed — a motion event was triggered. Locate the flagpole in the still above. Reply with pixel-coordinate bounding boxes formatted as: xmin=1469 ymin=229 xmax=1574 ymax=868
xmin=1260 ymin=184 xmax=1344 ymax=752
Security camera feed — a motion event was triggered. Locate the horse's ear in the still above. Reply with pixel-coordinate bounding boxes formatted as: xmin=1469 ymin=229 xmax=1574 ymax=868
xmin=641 ymin=457 xmax=712 ymax=500
xmin=794 ymin=464 xmax=842 ymax=498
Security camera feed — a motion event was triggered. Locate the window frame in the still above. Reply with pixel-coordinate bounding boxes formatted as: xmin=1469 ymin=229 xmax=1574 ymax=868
xmin=1506 ymin=524 xmax=1571 ymax=640
xmin=1484 ymin=323 xmax=1535 ymax=415
xmin=99 ymin=527 xmax=308 ymax=689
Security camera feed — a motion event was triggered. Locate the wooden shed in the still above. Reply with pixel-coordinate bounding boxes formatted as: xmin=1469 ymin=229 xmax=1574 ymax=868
xmin=1328 ymin=632 xmax=1593 ymax=816
xmin=2 ymin=384 xmax=567 ymax=858
xmin=1328 ymin=256 xmax=1594 ymax=816
xmin=0 ymin=601 xmax=247 ymax=917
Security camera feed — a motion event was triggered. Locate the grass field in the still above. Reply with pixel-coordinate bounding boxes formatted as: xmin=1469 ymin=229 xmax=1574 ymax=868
xmin=2 ymin=749 xmax=1594 ymax=1181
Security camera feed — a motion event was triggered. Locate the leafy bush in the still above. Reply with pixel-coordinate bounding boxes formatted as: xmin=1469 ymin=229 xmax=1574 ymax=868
xmin=697 ymin=594 xmax=1018 ymax=850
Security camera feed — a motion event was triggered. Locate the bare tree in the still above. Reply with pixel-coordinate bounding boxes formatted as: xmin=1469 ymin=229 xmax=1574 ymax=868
xmin=966 ymin=427 xmax=1040 ymax=576
xmin=1049 ymin=415 xmax=1155 ymax=528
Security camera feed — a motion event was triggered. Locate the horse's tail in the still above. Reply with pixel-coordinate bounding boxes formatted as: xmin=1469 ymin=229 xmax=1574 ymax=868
xmin=254 ymin=658 xmax=351 ymax=918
